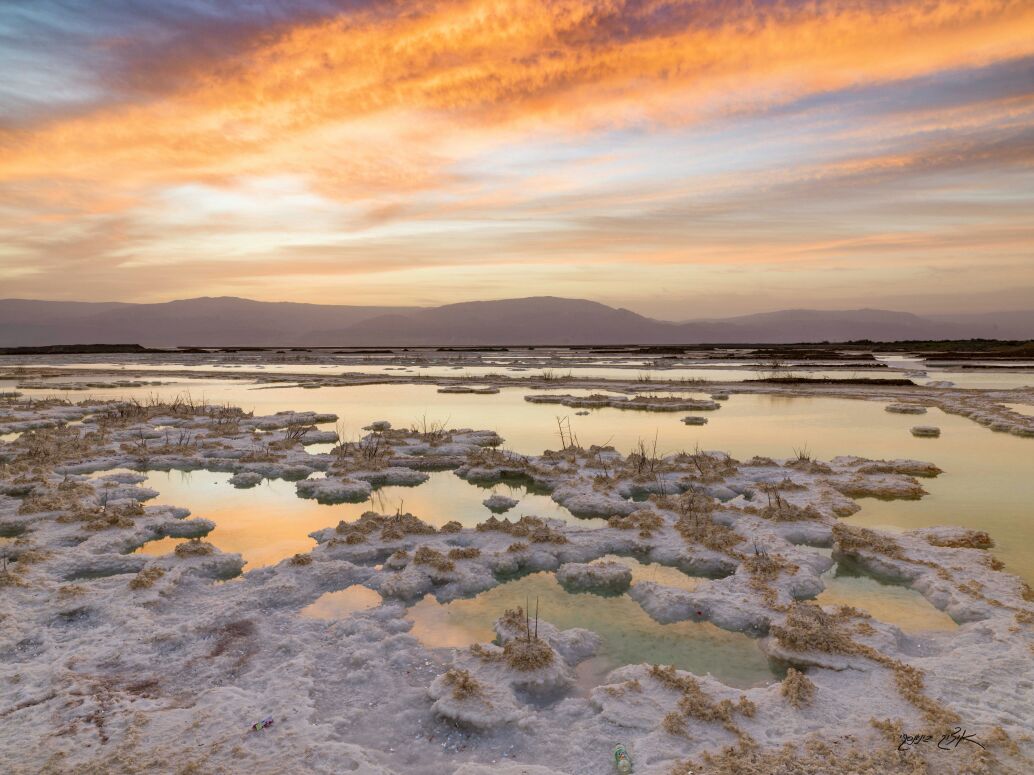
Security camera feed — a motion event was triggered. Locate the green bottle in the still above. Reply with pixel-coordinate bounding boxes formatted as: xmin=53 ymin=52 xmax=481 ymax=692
xmin=613 ymin=743 xmax=633 ymax=773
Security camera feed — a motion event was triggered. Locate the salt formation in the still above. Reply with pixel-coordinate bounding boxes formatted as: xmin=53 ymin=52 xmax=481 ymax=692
xmin=911 ymin=425 xmax=942 ymax=438
xmin=483 ymin=493 xmax=519 ymax=513
xmin=1 ymin=394 xmax=1032 ymax=774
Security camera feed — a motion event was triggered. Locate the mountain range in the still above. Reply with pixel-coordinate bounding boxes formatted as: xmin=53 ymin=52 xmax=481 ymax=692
xmin=1 ymin=296 xmax=1032 ymax=347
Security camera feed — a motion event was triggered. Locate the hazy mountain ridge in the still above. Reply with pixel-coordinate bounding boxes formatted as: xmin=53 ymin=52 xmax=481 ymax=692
xmin=1 ymin=296 xmax=1032 ymax=346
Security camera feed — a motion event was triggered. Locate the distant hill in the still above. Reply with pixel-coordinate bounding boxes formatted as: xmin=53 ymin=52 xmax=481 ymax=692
xmin=1 ymin=296 xmax=1031 ymax=346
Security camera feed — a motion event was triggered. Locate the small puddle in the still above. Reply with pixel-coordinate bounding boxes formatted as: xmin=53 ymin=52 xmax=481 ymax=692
xmin=815 ymin=557 xmax=957 ymax=632
xmin=405 ymin=562 xmax=780 ymax=689
xmin=301 ymin=584 xmax=383 ymax=619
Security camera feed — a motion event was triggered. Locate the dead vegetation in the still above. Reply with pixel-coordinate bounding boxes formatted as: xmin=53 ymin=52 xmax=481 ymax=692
xmin=129 ymin=566 xmax=165 ymax=590
xmin=650 ymin=665 xmax=754 ymax=742
xmin=475 ymin=514 xmax=568 ymax=544
xmin=780 ymin=667 xmax=815 ymax=708
xmin=412 ymin=546 xmax=455 ymax=573
xmin=670 ymin=733 xmax=1006 ymax=775
xmin=832 ymin=523 xmax=904 ymax=559
xmin=608 ymin=507 xmax=665 ymax=538
xmin=771 ymin=603 xmax=958 ymax=725
xmin=502 ymin=638 xmax=555 ymax=671
xmin=927 ymin=530 xmax=994 ymax=549
xmin=755 ymin=481 xmax=821 ymax=521
xmin=441 ymin=668 xmax=483 ymax=700
xmin=783 ymin=446 xmax=833 ymax=474
xmin=331 ymin=510 xmax=437 ymax=545
xmin=174 ymin=539 xmax=215 ymax=558
xmin=742 ymin=548 xmax=798 ymax=583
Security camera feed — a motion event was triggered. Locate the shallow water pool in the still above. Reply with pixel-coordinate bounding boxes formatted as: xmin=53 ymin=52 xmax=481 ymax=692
xmin=130 ymin=468 xmax=591 ymax=568
xmin=405 ymin=562 xmax=782 ymax=689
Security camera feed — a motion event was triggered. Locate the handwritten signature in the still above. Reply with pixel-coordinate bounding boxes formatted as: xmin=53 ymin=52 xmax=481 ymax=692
xmin=899 ymin=727 xmax=986 ymax=751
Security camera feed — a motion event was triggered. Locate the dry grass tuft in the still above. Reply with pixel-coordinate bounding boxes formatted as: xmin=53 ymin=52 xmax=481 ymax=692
xmin=447 ymin=546 xmax=480 ymax=561
xmin=742 ymin=552 xmax=798 ymax=582
xmin=832 ymin=523 xmax=903 ymax=559
xmin=129 ymin=566 xmax=165 ymax=589
xmin=174 ymin=539 xmax=215 ymax=558
xmin=413 ymin=546 xmax=455 ymax=573
xmin=674 ymin=511 xmax=742 ymax=552
xmin=649 ymin=665 xmax=752 ymax=741
xmin=332 ymin=510 xmax=437 ymax=545
xmin=608 ymin=508 xmax=665 ymax=538
xmin=927 ymin=530 xmax=994 ymax=549
xmin=781 ymin=667 xmax=815 ymax=708
xmin=668 ymin=733 xmax=1006 ymax=775
xmin=288 ymin=553 xmax=313 ymax=566
xmin=475 ymin=514 xmax=567 ymax=543
xmin=441 ymin=668 xmax=483 ymax=699
xmin=502 ymin=638 xmax=555 ymax=671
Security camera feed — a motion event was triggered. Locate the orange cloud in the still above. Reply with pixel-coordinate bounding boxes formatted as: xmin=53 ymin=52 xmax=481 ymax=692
xmin=2 ymin=0 xmax=1033 ymax=197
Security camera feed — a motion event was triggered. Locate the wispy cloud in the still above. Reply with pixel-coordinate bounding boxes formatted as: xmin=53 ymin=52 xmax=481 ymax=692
xmin=0 ymin=0 xmax=1032 ymax=311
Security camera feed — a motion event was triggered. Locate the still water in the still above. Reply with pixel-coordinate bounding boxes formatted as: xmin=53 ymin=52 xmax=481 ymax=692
xmin=9 ymin=377 xmax=1033 ymax=582
xmin=304 ymin=557 xmax=782 ymax=689
xmin=131 ymin=469 xmax=590 ymax=567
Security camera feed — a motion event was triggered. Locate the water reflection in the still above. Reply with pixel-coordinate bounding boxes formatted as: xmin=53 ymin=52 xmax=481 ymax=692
xmin=814 ymin=557 xmax=956 ymax=632
xmin=405 ymin=564 xmax=779 ymax=688
xmin=9 ymin=377 xmax=1033 ymax=582
xmin=302 ymin=585 xmax=383 ymax=619
xmin=131 ymin=468 xmax=588 ymax=568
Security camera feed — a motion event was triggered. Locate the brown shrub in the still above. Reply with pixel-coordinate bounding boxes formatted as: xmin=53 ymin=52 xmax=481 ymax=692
xmin=503 ymin=638 xmax=555 ymax=671
xmin=174 ymin=539 xmax=215 ymax=557
xmin=441 ymin=668 xmax=483 ymax=699
xmin=413 ymin=546 xmax=455 ymax=573
xmin=129 ymin=566 xmax=165 ymax=589
xmin=781 ymin=667 xmax=815 ymax=708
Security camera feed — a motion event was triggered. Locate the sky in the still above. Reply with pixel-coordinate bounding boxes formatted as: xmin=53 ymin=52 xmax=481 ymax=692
xmin=1 ymin=0 xmax=1032 ymax=320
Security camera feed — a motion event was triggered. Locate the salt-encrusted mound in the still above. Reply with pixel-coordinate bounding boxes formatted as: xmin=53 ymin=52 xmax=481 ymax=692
xmin=525 ymin=393 xmax=721 ymax=412
xmin=885 ymin=403 xmax=927 ymax=414
xmin=681 ymin=415 xmax=708 ymax=425
xmin=427 ymin=668 xmax=524 ymax=729
xmin=353 ymin=467 xmax=430 ymax=486
xmin=4 ymin=395 xmax=1034 ymax=774
xmin=551 ymin=487 xmax=637 ymax=518
xmin=911 ymin=425 xmax=941 ymax=437
xmin=228 ymin=471 xmax=263 ymax=488
xmin=483 ymin=493 xmax=519 ymax=513
xmin=296 ymin=477 xmax=371 ymax=503
xmin=556 ymin=560 xmax=632 ymax=593
xmin=437 ymin=385 xmax=500 ymax=394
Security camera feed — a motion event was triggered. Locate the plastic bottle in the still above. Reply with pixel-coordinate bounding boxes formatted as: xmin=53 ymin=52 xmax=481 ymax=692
xmin=613 ymin=743 xmax=633 ymax=773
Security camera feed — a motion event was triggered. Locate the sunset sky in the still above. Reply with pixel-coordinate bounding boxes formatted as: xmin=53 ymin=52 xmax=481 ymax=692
xmin=1 ymin=0 xmax=1032 ymax=318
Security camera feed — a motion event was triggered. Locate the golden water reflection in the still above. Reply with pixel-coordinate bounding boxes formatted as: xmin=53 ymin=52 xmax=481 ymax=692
xmin=301 ymin=585 xmax=383 ymax=619
xmin=131 ymin=468 xmax=590 ymax=568
xmin=20 ymin=378 xmax=1032 ymax=582
xmin=814 ymin=558 xmax=957 ymax=633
